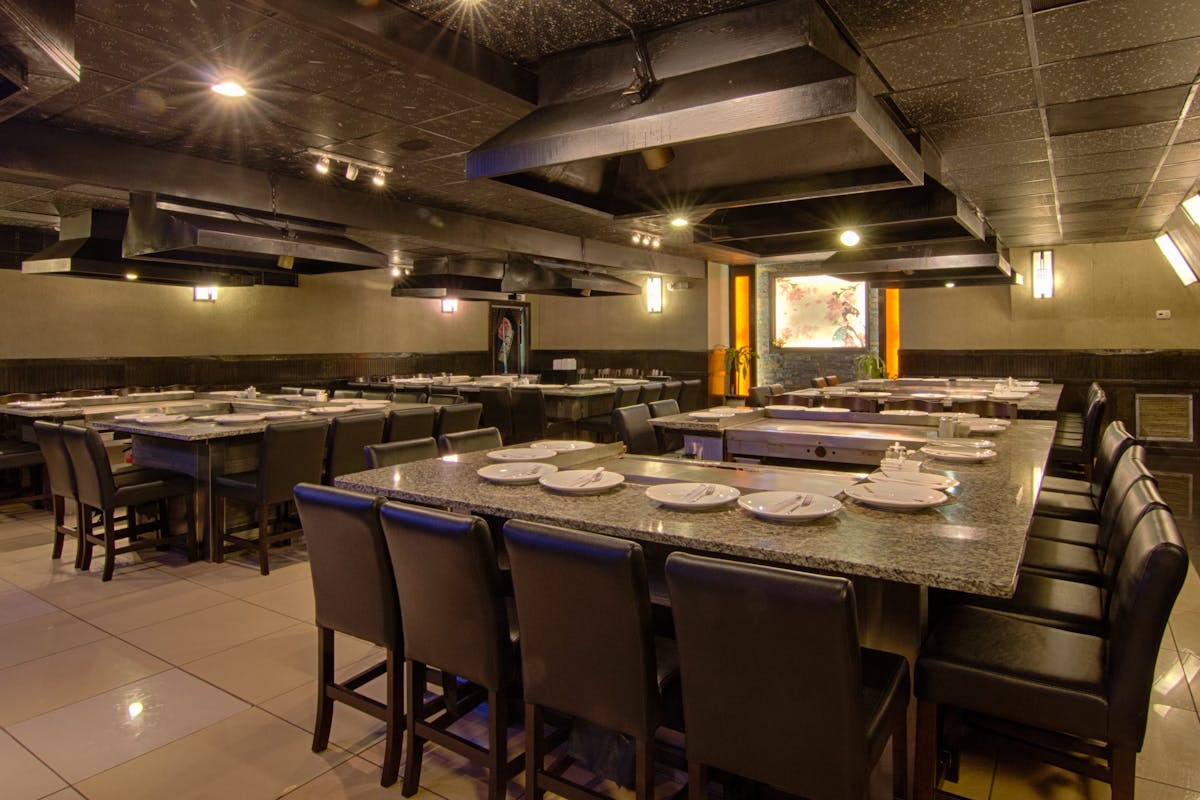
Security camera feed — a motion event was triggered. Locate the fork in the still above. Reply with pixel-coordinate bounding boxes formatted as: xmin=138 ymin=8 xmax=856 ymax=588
xmin=781 ymin=493 xmax=813 ymax=513
xmin=685 ymin=483 xmax=715 ymax=502
xmin=574 ymin=467 xmax=605 ymax=487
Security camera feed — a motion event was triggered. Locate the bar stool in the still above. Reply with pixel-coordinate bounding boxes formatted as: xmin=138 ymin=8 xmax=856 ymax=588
xmin=435 ymin=402 xmax=483 ymax=437
xmin=324 ymin=412 xmax=387 ymax=484
xmin=213 ymin=419 xmax=328 ymax=574
xmin=438 ymin=427 xmax=503 ymax=456
xmin=381 ymin=501 xmax=522 ymax=800
xmin=33 ymin=421 xmax=84 ymax=566
xmin=660 ymin=381 xmax=682 ymax=402
xmin=636 ymin=383 xmax=663 ymax=404
xmin=747 ymin=385 xmax=774 ymax=407
xmin=648 ymin=399 xmax=683 ymax=453
xmin=503 ymin=520 xmax=683 ymax=800
xmin=365 ymin=438 xmax=441 ymax=468
xmin=60 ymin=424 xmax=197 ymax=581
xmin=666 ymin=552 xmax=909 ymax=800
xmin=392 ymin=390 xmax=428 ymax=404
xmin=1028 ymin=447 xmax=1153 ymax=549
xmin=386 ymin=406 xmax=438 ymax=442
xmin=1041 ymin=420 xmax=1134 ymax=497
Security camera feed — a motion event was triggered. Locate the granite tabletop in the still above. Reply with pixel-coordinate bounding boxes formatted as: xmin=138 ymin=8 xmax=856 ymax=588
xmin=822 ymin=380 xmax=1064 ymax=414
xmin=336 ymin=419 xmax=1057 ymax=597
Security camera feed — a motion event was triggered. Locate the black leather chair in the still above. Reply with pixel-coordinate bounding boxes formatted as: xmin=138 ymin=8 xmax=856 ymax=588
xmin=825 ymin=374 xmax=840 ymax=386
xmin=292 ymin=484 xmax=404 ymax=787
xmin=747 ymin=385 xmax=774 ymax=407
xmin=678 ymin=379 xmax=705 ymax=412
xmin=636 ymin=383 xmax=663 ymax=404
xmin=1051 ymin=386 xmax=1107 ymax=476
xmin=427 ymin=390 xmax=464 ymax=406
xmin=614 ymin=404 xmax=659 ymax=455
xmin=1038 ymin=419 xmax=1135 ymax=503
xmin=1028 ymin=446 xmax=1153 ymax=550
xmin=381 ymin=501 xmax=522 ymax=800
xmin=386 ymin=406 xmax=438 ymax=443
xmin=511 ymin=386 xmax=569 ymax=444
xmin=365 ymin=438 xmax=441 ymax=469
xmin=438 ymin=427 xmax=503 ymax=456
xmin=213 ymin=419 xmax=329 ymax=574
xmin=360 ymin=389 xmax=393 ymax=401
xmin=503 ymin=520 xmax=683 ymax=800
xmin=324 ymin=412 xmax=387 ymax=484
xmin=578 ymin=386 xmax=640 ymax=442
xmin=435 ymin=402 xmax=482 ymax=437
xmin=915 ymin=507 xmax=1187 ymax=800
xmin=60 ymin=423 xmax=197 ymax=581
xmin=33 ymin=421 xmax=83 ymax=566
xmin=477 ymin=387 xmax=514 ymax=444
xmin=648 ymin=399 xmax=683 ymax=453
xmin=392 ymin=390 xmax=428 ymax=404
xmin=660 ymin=381 xmax=682 ymax=402
xmin=332 ymin=389 xmax=362 ymax=400
xmin=1035 ymin=438 xmax=1146 ymax=526
xmin=769 ymin=383 xmax=784 ymax=397
xmin=666 ymin=552 xmax=909 ymax=800
xmin=884 ymin=397 xmax=943 ymax=413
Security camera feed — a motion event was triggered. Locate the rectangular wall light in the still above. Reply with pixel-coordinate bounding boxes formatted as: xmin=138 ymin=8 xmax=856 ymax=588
xmin=646 ymin=276 xmax=663 ymax=313
xmin=1155 ymin=233 xmax=1199 ymax=287
xmin=1183 ymin=195 xmax=1200 ymax=227
xmin=193 ymin=286 xmax=218 ymax=302
xmin=1031 ymin=250 xmax=1054 ymax=298
xmin=441 ymin=297 xmax=459 ymax=313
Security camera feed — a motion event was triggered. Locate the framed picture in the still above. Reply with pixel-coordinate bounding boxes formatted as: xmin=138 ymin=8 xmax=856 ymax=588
xmin=488 ymin=301 xmax=530 ymax=375
xmin=771 ymin=275 xmax=867 ymax=349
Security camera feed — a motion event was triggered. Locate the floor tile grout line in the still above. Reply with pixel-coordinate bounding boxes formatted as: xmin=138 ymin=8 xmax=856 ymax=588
xmin=0 ymin=722 xmax=78 ymax=797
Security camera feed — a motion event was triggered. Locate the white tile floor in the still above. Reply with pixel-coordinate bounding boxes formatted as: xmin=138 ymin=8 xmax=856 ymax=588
xmin=1 ymin=499 xmax=1199 ymax=800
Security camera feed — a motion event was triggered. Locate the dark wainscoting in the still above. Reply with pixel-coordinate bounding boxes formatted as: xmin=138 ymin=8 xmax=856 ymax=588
xmin=901 ymin=349 xmax=1200 ymax=456
xmin=531 ymin=350 xmax=708 ymax=380
xmin=0 ymin=352 xmax=493 ymax=394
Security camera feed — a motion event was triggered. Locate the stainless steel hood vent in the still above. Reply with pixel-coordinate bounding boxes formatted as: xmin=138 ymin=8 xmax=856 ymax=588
xmin=466 ymin=0 xmax=922 ymax=220
xmin=391 ymin=254 xmax=642 ymax=299
xmin=784 ymin=237 xmax=1013 ymax=289
xmin=122 ymin=192 xmax=387 ymax=274
xmin=0 ymin=0 xmax=80 ymax=123
xmin=22 ymin=209 xmax=298 ymax=287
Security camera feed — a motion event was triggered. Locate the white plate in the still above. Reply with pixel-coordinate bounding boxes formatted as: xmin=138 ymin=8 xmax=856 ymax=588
xmin=262 ymin=410 xmax=306 ymax=420
xmin=605 ymin=378 xmax=642 ymax=385
xmin=804 ymin=406 xmax=845 ymax=413
xmin=212 ymin=413 xmax=265 ymax=425
xmin=988 ymin=392 xmax=1029 ymax=401
xmin=539 ymin=469 xmax=624 ymax=495
xmin=870 ymin=470 xmax=959 ymax=490
xmin=855 ymin=391 xmax=892 ymax=398
xmin=911 ymin=392 xmax=947 ymax=400
xmin=530 ymin=440 xmax=595 ymax=452
xmin=843 ymin=482 xmax=947 ymax=509
xmin=690 ymin=412 xmax=730 ymax=421
xmin=307 ymin=405 xmax=354 ymax=416
xmin=969 ymin=422 xmax=1007 ymax=434
xmin=928 ymin=438 xmax=995 ymax=449
xmin=209 ymin=390 xmax=245 ymax=397
xmin=12 ymin=400 xmax=66 ymax=409
xmin=487 ymin=447 xmax=558 ymax=462
xmin=705 ymin=407 xmax=739 ymax=415
xmin=348 ymin=400 xmax=389 ymax=409
xmin=738 ymin=491 xmax=842 ymax=521
xmin=936 ymin=411 xmax=980 ymax=420
xmin=880 ymin=409 xmax=929 ymax=417
xmin=948 ymin=394 xmax=988 ymax=402
xmin=921 ymin=446 xmax=997 ymax=463
xmin=645 ymin=482 xmax=740 ymax=510
xmin=477 ymin=462 xmax=558 ymax=484
xmin=112 ymin=413 xmax=145 ymax=421
xmin=133 ymin=413 xmax=188 ymax=425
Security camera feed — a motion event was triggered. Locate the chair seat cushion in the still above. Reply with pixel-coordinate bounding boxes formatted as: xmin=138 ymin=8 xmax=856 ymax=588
xmin=110 ymin=474 xmax=193 ymax=508
xmin=1028 ymin=516 xmax=1101 ymax=548
xmin=0 ymin=439 xmax=44 ymax=468
xmin=1035 ymin=490 xmax=1098 ymax=523
xmin=213 ymin=471 xmax=260 ymax=504
xmin=944 ymin=574 xmax=1104 ymax=636
xmin=862 ymin=647 xmax=910 ymax=765
xmin=1021 ymin=538 xmax=1103 ymax=584
xmin=916 ymin=605 xmax=1108 ymax=742
xmin=1040 ymin=475 xmax=1090 ymax=495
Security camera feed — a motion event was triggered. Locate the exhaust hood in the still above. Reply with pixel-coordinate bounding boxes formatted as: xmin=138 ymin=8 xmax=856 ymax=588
xmin=802 ymin=237 xmax=1013 ymax=289
xmin=466 ymin=0 xmax=922 ymax=220
xmin=22 ymin=209 xmax=298 ymax=287
xmin=122 ymin=192 xmax=387 ymax=274
xmin=391 ymin=254 xmax=642 ymax=299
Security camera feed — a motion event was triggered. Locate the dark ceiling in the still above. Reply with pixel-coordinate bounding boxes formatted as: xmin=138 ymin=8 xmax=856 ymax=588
xmin=0 ymin=0 xmax=1198 ymax=262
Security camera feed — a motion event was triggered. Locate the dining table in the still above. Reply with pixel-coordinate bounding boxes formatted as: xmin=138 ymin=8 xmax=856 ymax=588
xmin=787 ymin=378 xmax=1065 ymax=417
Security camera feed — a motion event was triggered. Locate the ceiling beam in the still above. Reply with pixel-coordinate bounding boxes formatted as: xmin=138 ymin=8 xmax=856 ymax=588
xmin=0 ymin=121 xmax=704 ymax=277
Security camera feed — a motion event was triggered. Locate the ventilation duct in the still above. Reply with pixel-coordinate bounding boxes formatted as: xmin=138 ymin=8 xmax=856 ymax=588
xmin=0 ymin=0 xmax=80 ymax=123
xmin=391 ymin=254 xmax=641 ymax=299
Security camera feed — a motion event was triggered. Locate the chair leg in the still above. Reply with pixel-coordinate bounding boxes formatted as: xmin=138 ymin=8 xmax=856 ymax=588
xmin=487 ymin=688 xmax=508 ymax=800
xmin=525 ymin=703 xmax=544 ymax=800
xmin=892 ymin=706 xmax=909 ymax=800
xmin=257 ymin=504 xmax=270 ymax=576
xmin=101 ymin=508 xmax=118 ymax=582
xmin=635 ymin=734 xmax=654 ymax=800
xmin=403 ymin=660 xmax=427 ymax=796
xmin=51 ymin=495 xmax=65 ymax=559
xmin=687 ymin=761 xmax=708 ymax=800
xmin=914 ymin=700 xmax=939 ymax=800
xmin=213 ymin=497 xmax=226 ymax=564
xmin=382 ymin=648 xmax=402 ymax=787
xmin=183 ymin=492 xmax=198 ymax=562
xmin=79 ymin=503 xmax=95 ymax=571
xmin=72 ymin=500 xmax=86 ymax=569
xmin=312 ymin=627 xmax=334 ymax=752
xmin=1110 ymin=746 xmax=1136 ymax=800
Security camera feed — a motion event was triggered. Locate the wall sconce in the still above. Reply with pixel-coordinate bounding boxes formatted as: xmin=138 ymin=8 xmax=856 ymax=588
xmin=441 ymin=297 xmax=459 ymax=314
xmin=1155 ymin=233 xmax=1199 ymax=286
xmin=646 ymin=276 xmax=663 ymax=313
xmin=193 ymin=286 xmax=218 ymax=302
xmin=1031 ymin=250 xmax=1054 ymax=298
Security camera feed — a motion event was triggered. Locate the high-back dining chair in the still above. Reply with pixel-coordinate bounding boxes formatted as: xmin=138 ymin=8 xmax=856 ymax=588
xmin=386 ymin=406 xmax=438 ymax=443
xmin=438 ymin=427 xmax=503 ymax=456
xmin=324 ymin=412 xmax=387 ymax=484
xmin=435 ymin=402 xmax=483 ymax=437
xmin=365 ymin=438 xmax=441 ymax=469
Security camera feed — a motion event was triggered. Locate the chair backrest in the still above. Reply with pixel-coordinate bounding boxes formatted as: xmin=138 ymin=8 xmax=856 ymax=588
xmin=386 ymin=406 xmax=438 ymax=443
xmin=811 ymin=377 xmax=828 ymax=388
xmin=280 ymin=386 xmax=303 ymax=395
xmin=392 ymin=390 xmax=427 ymax=404
xmin=324 ymin=413 xmax=387 ymax=484
xmin=364 ymin=437 xmax=440 ymax=469
xmin=332 ymin=389 xmax=361 ymax=400
xmin=648 ymin=399 xmax=680 ymax=418
xmin=438 ymin=426 xmax=503 ymax=455
xmin=748 ymin=385 xmax=773 ymax=407
xmin=1100 ymin=477 xmax=1168 ymax=591
xmin=504 ymin=520 xmax=662 ymax=736
xmin=885 ymin=397 xmax=943 ymax=413
xmin=360 ymin=389 xmax=392 ymax=401
xmin=823 ymin=395 xmax=877 ymax=413
xmin=427 ymin=392 xmax=464 ymax=406
xmin=666 ymin=552 xmax=872 ymax=799
xmin=648 ymin=399 xmax=683 ymax=453
xmin=1094 ymin=447 xmax=1156 ymax=552
xmin=258 ymin=419 xmax=330 ymax=504
xmin=1080 ymin=387 xmax=1108 ymax=462
xmin=825 ymin=375 xmax=839 ymax=386
xmin=661 ymin=381 xmax=682 ymax=402
xmin=477 ymin=387 xmax=514 ymax=443
xmin=770 ymin=383 xmax=784 ymax=396
xmin=436 ymin=402 xmax=483 ymax=437
xmin=292 ymin=483 xmax=400 ymax=649
xmin=637 ymin=383 xmax=663 ymax=404
xmin=1105 ymin=507 xmax=1187 ymax=749
xmin=510 ymin=386 xmax=549 ymax=444
xmin=614 ymin=404 xmax=659 ymax=454
xmin=678 ymin=379 xmax=704 ymax=412
xmin=614 ymin=384 xmax=642 ymax=408
xmin=950 ymin=399 xmax=1016 ymax=419
xmin=1091 ymin=420 xmax=1136 ymax=502
xmin=382 ymin=501 xmax=512 ymax=690
xmin=60 ymin=423 xmax=117 ymax=509
xmin=33 ymin=421 xmax=74 ymax=499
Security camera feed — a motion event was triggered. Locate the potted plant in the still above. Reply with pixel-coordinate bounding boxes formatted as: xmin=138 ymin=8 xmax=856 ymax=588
xmin=724 ymin=345 xmax=758 ymax=398
xmin=852 ymin=351 xmax=888 ymax=380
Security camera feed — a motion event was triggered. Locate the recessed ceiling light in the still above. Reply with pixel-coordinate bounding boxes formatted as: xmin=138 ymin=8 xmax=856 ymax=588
xmin=124 ymin=272 xmax=139 ymax=281
xmin=631 ymin=233 xmax=642 ymax=244
xmin=210 ymin=80 xmax=247 ymax=98
xmin=390 ymin=266 xmax=401 ymax=277
xmin=839 ymin=230 xmax=861 ymax=247
xmin=944 ymin=281 xmax=956 ymax=288
xmin=315 ymin=156 xmax=330 ymax=175
xmin=372 ymin=170 xmax=386 ymax=187
xmin=670 ymin=217 xmax=689 ymax=228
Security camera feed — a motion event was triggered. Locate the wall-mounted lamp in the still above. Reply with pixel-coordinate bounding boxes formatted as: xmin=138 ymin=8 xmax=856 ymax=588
xmin=441 ymin=297 xmax=459 ymax=314
xmin=193 ymin=286 xmax=219 ymax=302
xmin=1031 ymin=250 xmax=1054 ymax=298
xmin=646 ymin=276 xmax=663 ymax=313
xmin=1155 ymin=233 xmax=1199 ymax=286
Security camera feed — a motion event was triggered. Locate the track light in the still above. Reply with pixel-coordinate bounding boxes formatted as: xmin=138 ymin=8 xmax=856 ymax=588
xmin=305 ymin=148 xmax=392 ymax=186
xmin=629 ymin=230 xmax=662 ymax=250
xmin=315 ymin=156 xmax=330 ymax=175
xmin=345 ymin=163 xmax=359 ymax=181
xmin=631 ymin=233 xmax=642 ymax=245
xmin=372 ymin=170 xmax=386 ymax=187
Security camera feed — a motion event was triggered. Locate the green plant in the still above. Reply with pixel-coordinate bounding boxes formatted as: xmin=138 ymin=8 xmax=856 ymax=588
xmin=724 ymin=345 xmax=758 ymax=396
xmin=852 ymin=351 xmax=887 ymax=380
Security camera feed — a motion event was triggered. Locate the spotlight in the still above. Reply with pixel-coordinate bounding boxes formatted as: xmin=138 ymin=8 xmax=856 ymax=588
xmin=651 ymin=238 xmax=661 ymax=248
xmin=372 ymin=170 xmax=386 ymax=187
xmin=345 ymin=163 xmax=359 ymax=181
xmin=944 ymin=282 xmax=956 ymax=288
xmin=390 ymin=266 xmax=401 ymax=278
xmin=210 ymin=80 xmax=247 ymax=97
xmin=124 ymin=272 xmax=139 ymax=281
xmin=631 ymin=233 xmax=642 ymax=245
xmin=839 ymin=230 xmax=861 ymax=247
xmin=315 ymin=156 xmax=330 ymax=174
xmin=670 ymin=216 xmax=689 ymax=228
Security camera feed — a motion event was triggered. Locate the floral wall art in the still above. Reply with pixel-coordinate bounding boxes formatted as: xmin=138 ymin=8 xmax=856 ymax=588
xmin=772 ymin=275 xmax=867 ymax=349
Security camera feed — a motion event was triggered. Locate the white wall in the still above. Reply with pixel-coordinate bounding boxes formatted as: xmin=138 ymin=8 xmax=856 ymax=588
xmin=899 ymin=240 xmax=1200 ymax=349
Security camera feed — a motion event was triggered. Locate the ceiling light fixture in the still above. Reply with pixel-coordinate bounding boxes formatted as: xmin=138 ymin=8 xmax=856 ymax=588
xmin=390 ymin=266 xmax=401 ymax=278
xmin=1155 ymin=233 xmax=1198 ymax=287
xmin=372 ymin=170 xmax=386 ymax=187
xmin=315 ymin=156 xmax=330 ymax=175
xmin=304 ymin=148 xmax=392 ymax=186
xmin=670 ymin=216 xmax=689 ymax=228
xmin=345 ymin=163 xmax=359 ymax=181
xmin=210 ymin=80 xmax=247 ymax=98
xmin=839 ymin=229 xmax=861 ymax=247
xmin=1183 ymin=195 xmax=1200 ymax=227
xmin=124 ymin=272 xmax=139 ymax=281
xmin=629 ymin=230 xmax=661 ymax=249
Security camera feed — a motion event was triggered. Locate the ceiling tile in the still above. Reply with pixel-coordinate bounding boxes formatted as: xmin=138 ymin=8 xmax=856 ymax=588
xmin=941 ymin=138 xmax=1047 ymax=171
xmin=891 ymin=71 xmax=1037 ymax=126
xmin=1049 ymin=122 xmax=1177 ymax=158
xmin=1166 ymin=142 xmax=1200 ymax=164
xmin=335 ymin=70 xmax=480 ymax=128
xmin=978 ymin=194 xmax=1056 ymax=212
xmin=827 ymin=0 xmax=1021 ymax=48
xmin=867 ymin=17 xmax=1029 ymax=91
xmin=1058 ymin=185 xmax=1144 ymax=205
xmin=1059 ymin=197 xmax=1140 ymax=214
xmin=273 ymin=95 xmax=397 ymax=143
xmin=73 ymin=16 xmax=181 ymax=83
xmin=1040 ymin=39 xmax=1200 ymax=105
xmin=948 ymin=160 xmax=1052 ymax=188
xmin=1146 ymin=178 xmax=1194 ymax=196
xmin=1046 ymin=85 xmax=1193 ymax=136
xmin=17 ymin=71 xmax=129 ymax=120
xmin=1054 ymin=147 xmax=1164 ymax=176
xmin=76 ymin=0 xmax=263 ymax=53
xmin=1177 ymin=117 xmax=1200 ymax=144
xmin=351 ymin=126 xmax=470 ymax=165
xmin=416 ymin=105 xmax=521 ymax=145
xmin=1155 ymin=162 xmax=1200 ymax=183
xmin=1056 ymin=168 xmax=1156 ymax=190
xmin=1033 ymin=0 xmax=1200 ymax=63
xmin=0 ymin=183 xmax=52 ymax=203
xmin=923 ymin=110 xmax=1045 ymax=150
xmin=965 ymin=179 xmax=1055 ymax=200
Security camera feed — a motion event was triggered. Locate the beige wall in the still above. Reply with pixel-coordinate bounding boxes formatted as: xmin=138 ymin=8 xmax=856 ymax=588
xmin=0 ymin=268 xmax=487 ymax=358
xmin=531 ymin=273 xmax=708 ymax=350
xmin=899 ymin=239 xmax=1200 ymax=349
